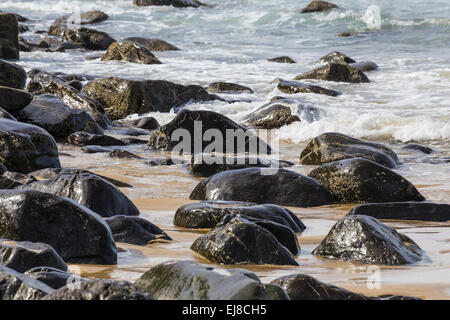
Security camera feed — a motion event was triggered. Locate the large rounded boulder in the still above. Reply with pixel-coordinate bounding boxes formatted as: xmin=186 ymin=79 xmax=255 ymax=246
xmin=242 ymin=103 xmax=300 ymax=129
xmin=190 ymin=167 xmax=332 ymax=207
xmin=300 ymin=1 xmax=340 ymax=14
xmin=62 ymin=28 xmax=116 ymax=50
xmin=0 ymin=190 xmax=117 ymax=264
xmin=102 ymin=42 xmax=162 ymax=65
xmin=123 ymin=37 xmax=180 ymax=51
xmin=308 ymin=158 xmax=425 ymax=203
xmin=312 ymin=215 xmax=423 ymax=265
xmin=294 ymin=63 xmax=369 ymax=83
xmin=0 ymin=13 xmax=20 ymax=59
xmin=0 ymin=86 xmax=33 ymax=113
xmin=0 ymin=59 xmax=27 ymax=89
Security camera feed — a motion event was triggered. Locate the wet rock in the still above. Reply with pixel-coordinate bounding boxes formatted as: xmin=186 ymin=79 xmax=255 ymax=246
xmin=80 ymin=145 xmax=112 ymax=154
xmin=16 ymin=94 xmax=102 ymax=139
xmin=0 ymin=59 xmax=27 ymax=89
xmin=0 ymin=190 xmax=117 ymax=264
xmin=272 ymin=273 xmax=369 ymax=300
xmin=19 ymin=172 xmax=139 ymax=218
xmin=337 ymin=32 xmax=355 ymax=37
xmin=42 ymin=279 xmax=152 ymax=300
xmin=105 ymin=215 xmax=171 ymax=245
xmin=190 ymin=167 xmax=332 ymax=207
xmin=67 ymin=131 xmax=126 ymax=146
xmin=349 ymin=61 xmax=379 ymax=72
xmin=25 ymin=267 xmax=86 ymax=290
xmin=308 ymin=158 xmax=425 ymax=203
xmin=102 ymin=42 xmax=162 ymax=64
xmin=0 ymin=175 xmax=24 ymax=189
xmin=0 ymin=265 xmax=53 ymax=300
xmin=81 ymin=77 xmax=220 ymax=120
xmin=54 ymin=41 xmax=81 ymax=52
xmin=0 ymin=239 xmax=67 ymax=273
xmin=111 ymin=127 xmax=149 ymax=136
xmin=275 ymin=79 xmax=340 ymax=96
xmin=269 ymin=96 xmax=325 ymax=123
xmin=206 ymin=82 xmax=253 ymax=94
xmin=174 ymin=200 xmax=306 ymax=232
xmin=300 ymin=1 xmax=340 ymax=14
xmin=144 ymin=158 xmax=177 ymax=166
xmin=0 ymin=118 xmax=60 ymax=174
xmin=189 ymin=153 xmax=284 ymax=177
xmin=0 ymin=13 xmax=20 ymax=59
xmin=118 ymin=116 xmax=160 ymax=130
xmin=0 ymin=86 xmax=32 ymax=113
xmin=268 ymin=56 xmax=296 ymax=64
xmin=0 ymin=162 xmax=7 ymax=174
xmin=136 ymin=260 xmax=288 ymax=300
xmin=191 ymin=215 xmax=299 ymax=265
xmin=121 ymin=137 xmax=147 ymax=145
xmin=148 ymin=109 xmax=271 ymax=154
xmin=0 ymin=106 xmax=17 ymax=120
xmin=316 ymin=51 xmax=356 ymax=64
xmin=123 ymin=37 xmax=180 ymax=51
xmin=27 ymin=70 xmax=110 ymax=128
xmin=2 ymin=171 xmax=36 ymax=184
xmin=347 ymin=202 xmax=450 ymax=222
xmin=243 ymin=103 xmax=300 ymax=129
xmin=312 ymin=215 xmax=423 ymax=265
xmin=402 ymin=143 xmax=435 ymax=154
xmin=48 ymin=11 xmax=109 ymax=36
xmin=108 ymin=150 xmax=142 ymax=159
xmin=300 ymin=132 xmax=399 ymax=168
xmin=294 ymin=63 xmax=370 ymax=83
xmin=134 ymin=0 xmax=209 ymax=8
xmin=62 ymin=27 xmax=116 ymax=50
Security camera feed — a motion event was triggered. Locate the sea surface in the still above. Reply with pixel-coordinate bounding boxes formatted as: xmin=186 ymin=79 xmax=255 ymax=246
xmin=1 ymin=0 xmax=449 ymax=299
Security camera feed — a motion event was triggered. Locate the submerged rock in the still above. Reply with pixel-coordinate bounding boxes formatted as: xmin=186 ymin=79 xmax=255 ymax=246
xmin=300 ymin=1 xmax=340 ymax=14
xmin=0 ymin=265 xmax=53 ymax=300
xmin=275 ymin=79 xmax=340 ymax=96
xmin=190 ymin=167 xmax=332 ymax=207
xmin=267 ymin=56 xmax=296 ymax=64
xmin=294 ymin=63 xmax=370 ymax=83
xmin=42 ymin=279 xmax=152 ymax=300
xmin=105 ymin=215 xmax=171 ymax=245
xmin=312 ymin=215 xmax=423 ymax=265
xmin=123 ymin=37 xmax=180 ymax=51
xmin=102 ymin=42 xmax=162 ymax=65
xmin=206 ymin=82 xmax=253 ymax=94
xmin=148 ymin=109 xmax=271 ymax=154
xmin=81 ymin=77 xmax=219 ymax=120
xmin=174 ymin=200 xmax=306 ymax=232
xmin=62 ymin=27 xmax=116 ymax=50
xmin=349 ymin=61 xmax=379 ymax=72
xmin=48 ymin=11 xmax=109 ymax=36
xmin=19 ymin=172 xmax=139 ymax=218
xmin=316 ymin=51 xmax=356 ymax=65
xmin=0 ymin=86 xmax=32 ymax=113
xmin=243 ymin=103 xmax=300 ymax=129
xmin=347 ymin=202 xmax=450 ymax=222
xmin=0 ymin=59 xmax=27 ymax=89
xmin=67 ymin=131 xmax=126 ymax=146
xmin=0 ymin=118 xmax=61 ymax=174
xmin=308 ymin=158 xmax=425 ymax=203
xmin=191 ymin=215 xmax=299 ymax=265
xmin=25 ymin=267 xmax=86 ymax=290
xmin=0 ymin=13 xmax=20 ymax=59
xmin=135 ymin=260 xmax=288 ymax=300
xmin=402 ymin=143 xmax=435 ymax=154
xmin=0 ymin=239 xmax=68 ymax=273
xmin=133 ymin=0 xmax=209 ymax=8
xmin=118 ymin=116 xmax=160 ymax=130
xmin=17 ymin=94 xmax=102 ymax=139
xmin=0 ymin=190 xmax=117 ymax=264
xmin=300 ymin=132 xmax=399 ymax=168
xmin=109 ymin=150 xmax=142 ymax=159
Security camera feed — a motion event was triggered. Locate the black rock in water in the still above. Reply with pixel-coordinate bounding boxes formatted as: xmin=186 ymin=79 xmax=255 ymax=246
xmin=206 ymin=81 xmax=253 ymax=94
xmin=312 ymin=215 xmax=423 ymax=265
xmin=294 ymin=63 xmax=370 ymax=83
xmin=133 ymin=0 xmax=209 ymax=8
xmin=102 ymin=42 xmax=162 ymax=65
xmin=62 ymin=27 xmax=116 ymax=50
xmin=308 ymin=158 xmax=425 ymax=203
xmin=243 ymin=103 xmax=300 ymax=129
xmin=25 ymin=267 xmax=86 ymax=290
xmin=0 ymin=13 xmax=20 ymax=59
xmin=402 ymin=143 xmax=435 ymax=154
xmin=267 ymin=56 xmax=296 ymax=64
xmin=67 ymin=131 xmax=126 ymax=146
xmin=123 ymin=37 xmax=180 ymax=51
xmin=316 ymin=51 xmax=356 ymax=64
xmin=0 ymin=59 xmax=27 ymax=89
xmin=300 ymin=1 xmax=340 ymax=14
xmin=0 ymin=86 xmax=32 ymax=113
xmin=275 ymin=79 xmax=340 ymax=97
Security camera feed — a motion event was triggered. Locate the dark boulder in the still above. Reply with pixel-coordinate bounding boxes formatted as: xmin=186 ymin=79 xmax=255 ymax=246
xmin=191 ymin=215 xmax=298 ymax=265
xmin=0 ymin=239 xmax=67 ymax=273
xmin=206 ymin=82 xmax=253 ymax=94
xmin=135 ymin=260 xmax=288 ymax=300
xmin=268 ymin=96 xmax=325 ymax=123
xmin=109 ymin=150 xmax=142 ymax=159
xmin=123 ymin=37 xmax=180 ymax=51
xmin=350 ymin=61 xmax=378 ymax=72
xmin=0 ymin=265 xmax=53 ymax=300
xmin=347 ymin=202 xmax=450 ymax=222
xmin=42 ymin=279 xmax=152 ymax=300
xmin=25 ymin=267 xmax=87 ymax=290
xmin=133 ymin=0 xmax=209 ymax=8
xmin=0 ymin=106 xmax=17 ymax=120
xmin=312 ymin=215 xmax=423 ymax=265
xmin=16 ymin=94 xmax=102 ymax=139
xmin=148 ymin=109 xmax=271 ymax=154
xmin=300 ymin=1 xmax=340 ymax=14
xmin=0 ymin=13 xmax=20 ymax=59
xmin=0 ymin=86 xmax=32 ymax=113
xmin=275 ymin=79 xmax=340 ymax=96
xmin=294 ymin=63 xmax=370 ymax=83
xmin=0 ymin=118 xmax=60 ymax=174
xmin=80 ymin=145 xmax=111 ymax=153
xmin=62 ymin=27 xmax=116 ymax=50
xmin=308 ymin=158 xmax=425 ymax=203
xmin=402 ymin=143 xmax=435 ymax=154
xmin=102 ymin=42 xmax=162 ymax=65
xmin=0 ymin=174 xmax=24 ymax=189
xmin=105 ymin=215 xmax=171 ymax=245
xmin=174 ymin=200 xmax=306 ymax=232
xmin=19 ymin=172 xmax=139 ymax=218
xmin=300 ymin=132 xmax=399 ymax=168
xmin=0 ymin=190 xmax=117 ymax=264
xmin=190 ymin=167 xmax=333 ymax=207
xmin=144 ymin=157 xmax=177 ymax=166
xmin=48 ymin=11 xmax=109 ymax=36
xmin=118 ymin=116 xmax=159 ymax=130
xmin=81 ymin=77 xmax=220 ymax=120
xmin=0 ymin=59 xmax=27 ymax=89
xmin=67 ymin=131 xmax=126 ymax=146
xmin=243 ymin=103 xmax=300 ymax=129
xmin=316 ymin=51 xmax=355 ymax=64
xmin=268 ymin=56 xmax=296 ymax=64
